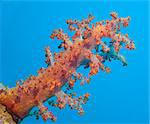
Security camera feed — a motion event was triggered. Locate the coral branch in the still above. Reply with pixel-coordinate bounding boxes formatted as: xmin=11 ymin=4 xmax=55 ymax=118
xmin=0 ymin=12 xmax=135 ymax=123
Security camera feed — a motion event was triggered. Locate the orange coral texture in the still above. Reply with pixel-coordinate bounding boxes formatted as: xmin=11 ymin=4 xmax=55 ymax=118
xmin=0 ymin=12 xmax=135 ymax=122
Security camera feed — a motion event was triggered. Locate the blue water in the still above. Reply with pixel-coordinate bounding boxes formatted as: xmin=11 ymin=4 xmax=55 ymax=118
xmin=0 ymin=0 xmax=149 ymax=124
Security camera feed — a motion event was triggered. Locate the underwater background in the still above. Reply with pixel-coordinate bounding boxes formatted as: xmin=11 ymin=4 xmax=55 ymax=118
xmin=0 ymin=0 xmax=149 ymax=124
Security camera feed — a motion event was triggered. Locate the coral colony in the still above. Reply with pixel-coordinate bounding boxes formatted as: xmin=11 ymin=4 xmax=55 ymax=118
xmin=0 ymin=12 xmax=135 ymax=123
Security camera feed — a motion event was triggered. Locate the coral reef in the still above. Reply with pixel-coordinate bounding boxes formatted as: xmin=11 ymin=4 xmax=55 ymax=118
xmin=0 ymin=12 xmax=135 ymax=123
xmin=0 ymin=104 xmax=16 ymax=124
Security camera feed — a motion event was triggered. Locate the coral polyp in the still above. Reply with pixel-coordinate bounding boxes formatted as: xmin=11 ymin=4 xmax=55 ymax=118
xmin=0 ymin=12 xmax=135 ymax=123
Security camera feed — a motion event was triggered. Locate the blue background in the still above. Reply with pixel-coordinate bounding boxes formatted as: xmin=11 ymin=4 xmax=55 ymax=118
xmin=0 ymin=0 xmax=149 ymax=124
